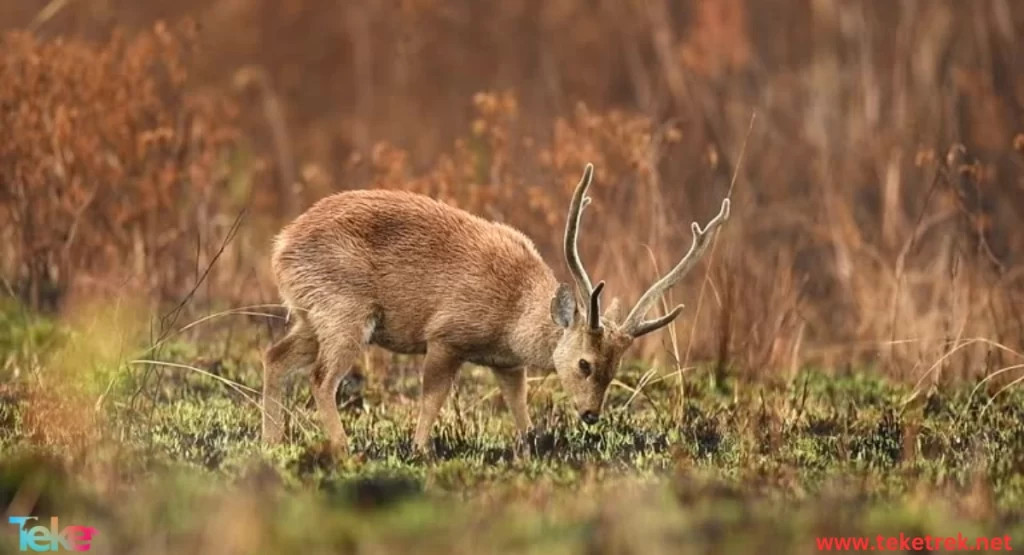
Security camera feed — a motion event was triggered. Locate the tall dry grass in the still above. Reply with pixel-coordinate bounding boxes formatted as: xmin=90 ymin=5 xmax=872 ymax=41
xmin=1 ymin=0 xmax=1023 ymax=385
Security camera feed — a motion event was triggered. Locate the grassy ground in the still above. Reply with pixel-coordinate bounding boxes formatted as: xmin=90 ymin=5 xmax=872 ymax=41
xmin=1 ymin=302 xmax=1023 ymax=554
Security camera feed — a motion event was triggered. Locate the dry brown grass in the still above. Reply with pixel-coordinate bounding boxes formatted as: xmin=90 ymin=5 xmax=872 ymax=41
xmin=1 ymin=1 xmax=1023 ymax=385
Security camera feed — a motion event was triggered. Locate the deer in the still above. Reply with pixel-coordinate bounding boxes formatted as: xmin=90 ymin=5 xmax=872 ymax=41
xmin=261 ymin=163 xmax=731 ymax=456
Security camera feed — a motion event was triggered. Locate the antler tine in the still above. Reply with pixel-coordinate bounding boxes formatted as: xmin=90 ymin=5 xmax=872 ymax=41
xmin=630 ymin=304 xmax=684 ymax=338
xmin=621 ymin=197 xmax=731 ymax=336
xmin=588 ymin=281 xmax=605 ymax=331
xmin=563 ymin=163 xmax=596 ymax=307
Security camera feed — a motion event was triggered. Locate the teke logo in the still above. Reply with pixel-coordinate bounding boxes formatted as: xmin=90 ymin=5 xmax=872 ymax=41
xmin=7 ymin=517 xmax=96 ymax=552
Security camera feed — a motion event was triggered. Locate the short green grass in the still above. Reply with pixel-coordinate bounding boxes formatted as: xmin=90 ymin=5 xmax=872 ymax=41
xmin=1 ymin=302 xmax=1023 ymax=554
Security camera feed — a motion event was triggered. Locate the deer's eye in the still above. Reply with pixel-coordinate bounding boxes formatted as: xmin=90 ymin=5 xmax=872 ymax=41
xmin=578 ymin=359 xmax=592 ymax=377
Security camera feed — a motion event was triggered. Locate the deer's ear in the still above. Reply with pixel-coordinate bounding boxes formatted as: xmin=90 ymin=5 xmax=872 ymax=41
xmin=550 ymin=283 xmax=577 ymax=328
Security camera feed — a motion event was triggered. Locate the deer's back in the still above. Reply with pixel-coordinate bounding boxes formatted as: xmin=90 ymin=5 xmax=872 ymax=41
xmin=272 ymin=189 xmax=554 ymax=349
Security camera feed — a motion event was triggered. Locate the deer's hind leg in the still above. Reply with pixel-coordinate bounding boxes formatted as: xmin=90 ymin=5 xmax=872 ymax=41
xmin=308 ymin=303 xmax=372 ymax=455
xmin=262 ymin=317 xmax=319 ymax=445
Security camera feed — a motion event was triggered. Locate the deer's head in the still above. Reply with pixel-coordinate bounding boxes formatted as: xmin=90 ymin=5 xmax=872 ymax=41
xmin=549 ymin=163 xmax=731 ymax=425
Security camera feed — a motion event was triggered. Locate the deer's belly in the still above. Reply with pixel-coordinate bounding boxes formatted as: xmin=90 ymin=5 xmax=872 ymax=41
xmin=464 ymin=346 xmax=522 ymax=370
xmin=367 ymin=327 xmax=427 ymax=355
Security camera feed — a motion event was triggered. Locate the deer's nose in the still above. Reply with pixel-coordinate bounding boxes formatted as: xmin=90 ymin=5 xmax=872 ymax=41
xmin=580 ymin=410 xmax=599 ymax=426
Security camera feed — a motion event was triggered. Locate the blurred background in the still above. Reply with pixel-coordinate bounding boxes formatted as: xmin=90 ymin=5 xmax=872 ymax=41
xmin=2 ymin=0 xmax=1022 ymax=383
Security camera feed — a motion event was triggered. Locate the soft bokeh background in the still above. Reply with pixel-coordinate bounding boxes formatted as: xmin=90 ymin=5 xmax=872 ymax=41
xmin=3 ymin=0 xmax=1024 ymax=382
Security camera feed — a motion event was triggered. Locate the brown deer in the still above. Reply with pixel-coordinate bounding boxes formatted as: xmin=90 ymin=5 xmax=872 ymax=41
xmin=261 ymin=163 xmax=730 ymax=455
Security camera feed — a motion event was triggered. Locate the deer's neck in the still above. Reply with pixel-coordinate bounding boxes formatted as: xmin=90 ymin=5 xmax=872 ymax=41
xmin=510 ymin=277 xmax=562 ymax=371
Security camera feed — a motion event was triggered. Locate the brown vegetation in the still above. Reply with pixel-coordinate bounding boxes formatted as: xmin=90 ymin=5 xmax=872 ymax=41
xmin=0 ymin=20 xmax=258 ymax=312
xmin=2 ymin=0 xmax=1023 ymax=384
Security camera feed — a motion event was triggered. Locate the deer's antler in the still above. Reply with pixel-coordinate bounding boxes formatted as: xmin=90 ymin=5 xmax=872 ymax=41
xmin=620 ymin=197 xmax=731 ymax=337
xmin=563 ymin=163 xmax=603 ymax=330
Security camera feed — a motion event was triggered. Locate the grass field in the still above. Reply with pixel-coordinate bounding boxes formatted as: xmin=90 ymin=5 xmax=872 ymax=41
xmin=2 ymin=300 xmax=1023 ymax=554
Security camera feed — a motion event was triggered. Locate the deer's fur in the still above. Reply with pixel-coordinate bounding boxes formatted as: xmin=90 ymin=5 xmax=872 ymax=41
xmin=262 ymin=164 xmax=731 ymax=454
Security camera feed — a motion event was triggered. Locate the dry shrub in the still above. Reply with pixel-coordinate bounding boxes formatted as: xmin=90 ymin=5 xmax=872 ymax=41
xmin=0 ymin=20 xmax=258 ymax=313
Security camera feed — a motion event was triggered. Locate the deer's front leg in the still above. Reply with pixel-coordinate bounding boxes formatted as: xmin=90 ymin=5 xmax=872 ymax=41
xmin=492 ymin=366 xmax=532 ymax=434
xmin=413 ymin=345 xmax=463 ymax=453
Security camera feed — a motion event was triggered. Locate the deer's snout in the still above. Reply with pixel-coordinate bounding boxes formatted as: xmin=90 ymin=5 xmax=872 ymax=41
xmin=580 ymin=410 xmax=600 ymax=426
